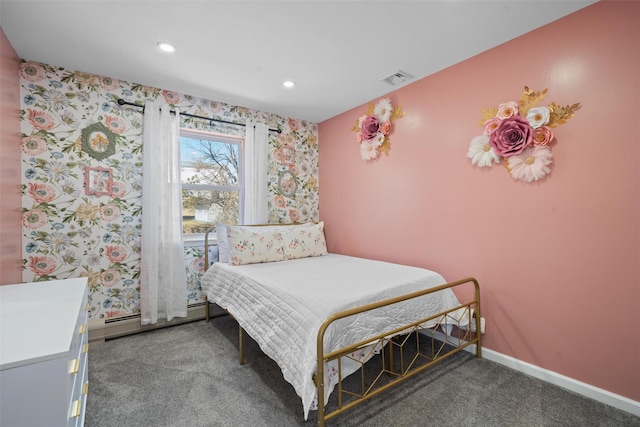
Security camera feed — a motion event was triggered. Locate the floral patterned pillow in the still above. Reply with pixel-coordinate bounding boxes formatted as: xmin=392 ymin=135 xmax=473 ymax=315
xmin=217 ymin=222 xmax=315 ymax=264
xmin=280 ymin=221 xmax=328 ymax=260
xmin=227 ymin=226 xmax=286 ymax=266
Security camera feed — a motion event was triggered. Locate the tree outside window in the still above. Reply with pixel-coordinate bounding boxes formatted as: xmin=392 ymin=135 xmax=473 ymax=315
xmin=180 ymin=130 xmax=242 ymax=235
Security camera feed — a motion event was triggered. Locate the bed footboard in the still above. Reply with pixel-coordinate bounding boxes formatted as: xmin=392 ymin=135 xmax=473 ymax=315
xmin=315 ymin=277 xmax=481 ymax=427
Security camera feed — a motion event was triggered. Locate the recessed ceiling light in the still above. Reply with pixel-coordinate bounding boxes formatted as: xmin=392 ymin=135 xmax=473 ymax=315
xmin=283 ymin=80 xmax=295 ymax=88
xmin=157 ymin=42 xmax=176 ymax=53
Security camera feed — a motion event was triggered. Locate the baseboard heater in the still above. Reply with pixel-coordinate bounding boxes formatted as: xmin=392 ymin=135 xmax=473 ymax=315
xmin=88 ymin=302 xmax=225 ymax=342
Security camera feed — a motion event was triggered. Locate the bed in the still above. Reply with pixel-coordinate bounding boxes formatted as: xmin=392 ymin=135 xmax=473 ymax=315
xmin=200 ymin=222 xmax=481 ymax=426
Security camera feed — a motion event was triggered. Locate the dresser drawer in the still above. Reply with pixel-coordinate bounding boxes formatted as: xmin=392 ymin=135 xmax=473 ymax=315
xmin=68 ymin=357 xmax=88 ymax=427
xmin=0 ymin=278 xmax=89 ymax=427
xmin=69 ymin=294 xmax=89 ymax=361
xmin=67 ymin=328 xmax=88 ymax=411
xmin=67 ymin=299 xmax=89 ymax=406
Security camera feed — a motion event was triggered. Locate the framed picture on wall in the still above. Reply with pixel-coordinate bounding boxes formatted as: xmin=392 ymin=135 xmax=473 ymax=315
xmin=281 ymin=146 xmax=296 ymax=167
xmin=81 ymin=122 xmax=117 ymax=160
xmin=278 ymin=170 xmax=298 ymax=197
xmin=85 ymin=166 xmax=113 ymax=196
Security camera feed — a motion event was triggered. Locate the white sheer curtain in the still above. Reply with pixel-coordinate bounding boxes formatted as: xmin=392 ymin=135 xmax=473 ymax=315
xmin=139 ymin=101 xmax=187 ymax=325
xmin=242 ymin=120 xmax=269 ymax=224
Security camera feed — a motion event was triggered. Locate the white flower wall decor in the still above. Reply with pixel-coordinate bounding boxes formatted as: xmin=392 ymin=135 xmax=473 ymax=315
xmin=467 ymin=86 xmax=581 ymax=182
xmin=351 ymin=98 xmax=404 ymax=161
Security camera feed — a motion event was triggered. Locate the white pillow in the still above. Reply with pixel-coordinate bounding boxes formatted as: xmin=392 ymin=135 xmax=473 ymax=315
xmin=280 ymin=221 xmax=328 ymax=260
xmin=215 ymin=222 xmax=230 ymax=263
xmin=227 ymin=226 xmax=285 ymax=266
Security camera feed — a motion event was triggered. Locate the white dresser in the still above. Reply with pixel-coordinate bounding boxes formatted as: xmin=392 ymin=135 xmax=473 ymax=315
xmin=0 ymin=278 xmax=89 ymax=427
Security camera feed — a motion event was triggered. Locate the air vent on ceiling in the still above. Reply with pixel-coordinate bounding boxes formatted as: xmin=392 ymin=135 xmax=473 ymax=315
xmin=382 ymin=70 xmax=414 ymax=86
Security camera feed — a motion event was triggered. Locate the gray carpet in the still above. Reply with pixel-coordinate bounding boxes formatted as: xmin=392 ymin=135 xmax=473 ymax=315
xmin=86 ymin=317 xmax=639 ymax=427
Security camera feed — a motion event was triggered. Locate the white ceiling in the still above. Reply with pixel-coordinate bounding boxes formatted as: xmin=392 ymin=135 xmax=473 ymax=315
xmin=0 ymin=0 xmax=596 ymax=123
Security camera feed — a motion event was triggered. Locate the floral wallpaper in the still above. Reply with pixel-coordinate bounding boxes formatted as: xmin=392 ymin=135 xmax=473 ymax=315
xmin=19 ymin=61 xmax=319 ymax=319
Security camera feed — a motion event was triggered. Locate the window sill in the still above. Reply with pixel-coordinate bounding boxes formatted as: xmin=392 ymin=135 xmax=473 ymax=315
xmin=183 ymin=233 xmax=218 ymax=248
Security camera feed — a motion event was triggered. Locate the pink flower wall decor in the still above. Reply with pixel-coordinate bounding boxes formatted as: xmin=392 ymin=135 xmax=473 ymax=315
xmin=467 ymin=86 xmax=581 ymax=182
xmin=351 ymin=98 xmax=404 ymax=161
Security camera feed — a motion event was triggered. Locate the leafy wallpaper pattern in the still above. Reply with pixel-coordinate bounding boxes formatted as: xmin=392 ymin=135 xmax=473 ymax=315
xmin=19 ymin=61 xmax=319 ymax=319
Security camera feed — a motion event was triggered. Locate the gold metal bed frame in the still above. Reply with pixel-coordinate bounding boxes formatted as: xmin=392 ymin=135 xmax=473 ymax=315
xmin=203 ymin=230 xmax=482 ymax=426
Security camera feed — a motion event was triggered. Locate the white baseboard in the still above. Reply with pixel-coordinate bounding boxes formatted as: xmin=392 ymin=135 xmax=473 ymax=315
xmin=88 ymin=304 xmax=207 ymax=342
xmin=434 ymin=332 xmax=640 ymax=417
xmin=480 ymin=347 xmax=640 ymax=418
xmin=426 ymin=330 xmax=639 ymax=417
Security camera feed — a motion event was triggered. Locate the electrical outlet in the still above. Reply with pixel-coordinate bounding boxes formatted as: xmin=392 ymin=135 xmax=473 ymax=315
xmin=468 ymin=316 xmax=486 ymax=334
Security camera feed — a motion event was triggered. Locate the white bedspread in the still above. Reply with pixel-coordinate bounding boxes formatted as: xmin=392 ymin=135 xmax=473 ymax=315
xmin=200 ymin=253 xmax=467 ymax=419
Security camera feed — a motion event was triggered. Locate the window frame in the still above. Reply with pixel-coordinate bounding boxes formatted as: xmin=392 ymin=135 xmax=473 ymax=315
xmin=179 ymin=128 xmax=244 ymax=246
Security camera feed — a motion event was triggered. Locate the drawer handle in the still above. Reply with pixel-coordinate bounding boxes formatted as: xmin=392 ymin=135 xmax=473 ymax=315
xmin=70 ymin=399 xmax=82 ymax=418
xmin=83 ymin=343 xmax=89 ymax=353
xmin=83 ymin=382 xmax=89 ymax=395
xmin=78 ymin=324 xmax=86 ymax=334
xmin=69 ymin=358 xmax=80 ymax=374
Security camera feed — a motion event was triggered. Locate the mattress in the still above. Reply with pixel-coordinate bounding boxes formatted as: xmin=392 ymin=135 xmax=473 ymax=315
xmin=200 ymin=253 xmax=467 ymax=419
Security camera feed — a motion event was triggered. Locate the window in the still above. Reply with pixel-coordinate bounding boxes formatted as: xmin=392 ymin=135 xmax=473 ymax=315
xmin=180 ymin=129 xmax=242 ymax=236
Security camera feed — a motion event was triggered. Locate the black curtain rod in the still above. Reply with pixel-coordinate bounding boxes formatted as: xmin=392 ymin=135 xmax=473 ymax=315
xmin=116 ymin=99 xmax=281 ymax=134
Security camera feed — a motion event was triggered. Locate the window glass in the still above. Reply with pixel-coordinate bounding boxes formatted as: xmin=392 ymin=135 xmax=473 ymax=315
xmin=180 ymin=130 xmax=241 ymax=235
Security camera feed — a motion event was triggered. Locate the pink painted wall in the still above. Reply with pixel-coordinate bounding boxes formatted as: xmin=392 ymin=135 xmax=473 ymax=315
xmin=0 ymin=27 xmax=22 ymax=285
xmin=319 ymin=1 xmax=639 ymax=402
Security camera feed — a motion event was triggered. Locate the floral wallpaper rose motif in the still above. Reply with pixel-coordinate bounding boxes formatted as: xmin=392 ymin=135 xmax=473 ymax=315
xmin=20 ymin=61 xmax=319 ymax=319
